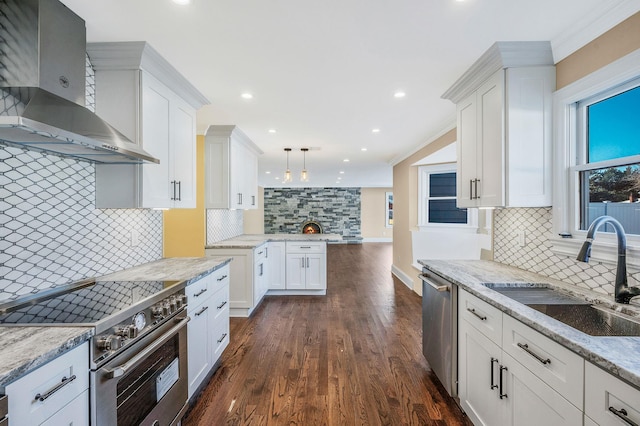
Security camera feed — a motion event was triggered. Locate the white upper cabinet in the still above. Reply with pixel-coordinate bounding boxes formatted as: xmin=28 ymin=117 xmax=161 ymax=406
xmin=443 ymin=41 xmax=555 ymax=208
xmin=88 ymin=42 xmax=209 ymax=209
xmin=204 ymin=125 xmax=262 ymax=210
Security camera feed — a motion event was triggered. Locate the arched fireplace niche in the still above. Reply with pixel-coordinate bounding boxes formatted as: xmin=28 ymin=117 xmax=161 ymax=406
xmin=301 ymin=220 xmax=323 ymax=234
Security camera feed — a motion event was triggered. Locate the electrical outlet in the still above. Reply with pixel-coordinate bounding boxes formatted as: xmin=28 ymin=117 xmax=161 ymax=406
xmin=130 ymin=230 xmax=140 ymax=247
xmin=516 ymin=230 xmax=526 ymax=247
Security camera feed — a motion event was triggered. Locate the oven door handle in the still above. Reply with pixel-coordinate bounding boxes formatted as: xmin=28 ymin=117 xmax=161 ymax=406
xmin=103 ymin=316 xmax=190 ymax=379
xmin=418 ymin=274 xmax=450 ymax=292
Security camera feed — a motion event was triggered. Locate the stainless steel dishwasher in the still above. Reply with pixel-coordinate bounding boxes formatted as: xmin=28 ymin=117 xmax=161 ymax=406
xmin=420 ymin=267 xmax=457 ymax=398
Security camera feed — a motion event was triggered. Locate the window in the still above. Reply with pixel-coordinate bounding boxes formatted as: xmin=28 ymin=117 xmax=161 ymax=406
xmin=418 ymin=164 xmax=475 ymax=229
xmin=576 ymin=82 xmax=640 ymax=235
xmin=385 ymin=192 xmax=393 ymax=227
xmin=552 ymin=49 xmax=640 ymax=267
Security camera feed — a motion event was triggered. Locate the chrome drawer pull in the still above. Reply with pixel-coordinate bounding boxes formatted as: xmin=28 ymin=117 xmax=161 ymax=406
xmin=517 ymin=343 xmax=551 ymax=365
xmin=217 ymin=301 xmax=228 ymax=309
xmin=609 ymin=407 xmax=638 ymax=426
xmin=467 ymin=308 xmax=487 ymax=321
xmin=217 ymin=333 xmax=228 ymax=344
xmin=217 ymin=275 xmax=227 ymax=281
xmin=34 ymin=375 xmax=77 ymax=402
xmin=194 ymin=288 xmax=207 ymax=298
xmin=499 ymin=365 xmax=507 ymax=399
xmin=195 ymin=306 xmax=209 ymax=316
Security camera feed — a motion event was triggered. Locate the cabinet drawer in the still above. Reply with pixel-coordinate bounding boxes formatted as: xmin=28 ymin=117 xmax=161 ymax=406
xmin=502 ymin=315 xmax=584 ymax=408
xmin=40 ymin=389 xmax=89 ymax=426
xmin=6 ymin=342 xmax=89 ymax=426
xmin=211 ymin=285 xmax=230 ymax=321
xmin=585 ymin=362 xmax=640 ymax=426
xmin=209 ymin=265 xmax=230 ymax=294
xmin=286 ymin=242 xmax=326 ymax=253
xmin=459 ymin=290 xmax=502 ymax=345
xmin=186 ymin=275 xmax=212 ymax=307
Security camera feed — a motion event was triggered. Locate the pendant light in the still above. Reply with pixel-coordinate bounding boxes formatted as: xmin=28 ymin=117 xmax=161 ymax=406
xmin=300 ymin=148 xmax=309 ymax=182
xmin=283 ymin=148 xmax=292 ymax=183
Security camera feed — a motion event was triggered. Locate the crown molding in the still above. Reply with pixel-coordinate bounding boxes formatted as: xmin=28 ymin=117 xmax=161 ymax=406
xmin=551 ymin=0 xmax=640 ymax=63
xmin=87 ymin=41 xmax=210 ymax=109
xmin=441 ymin=41 xmax=554 ymax=104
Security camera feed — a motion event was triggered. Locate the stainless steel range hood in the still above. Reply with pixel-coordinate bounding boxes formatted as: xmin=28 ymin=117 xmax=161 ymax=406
xmin=0 ymin=0 xmax=159 ymax=164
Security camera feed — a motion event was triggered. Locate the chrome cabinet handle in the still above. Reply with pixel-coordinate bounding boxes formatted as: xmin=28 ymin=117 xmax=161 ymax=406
xmin=306 ymin=257 xmax=309 ymax=268
xmin=217 ymin=300 xmax=227 ymax=309
xmin=469 ymin=179 xmax=473 ymax=200
xmin=300 ymin=246 xmax=311 ymax=249
xmin=217 ymin=275 xmax=227 ymax=281
xmin=170 ymin=181 xmax=176 ymax=201
xmin=194 ymin=288 xmax=207 ymax=298
xmin=499 ymin=365 xmax=508 ymax=399
xmin=217 ymin=333 xmax=228 ymax=344
xmin=474 ymin=179 xmax=480 ymax=199
xmin=195 ymin=306 xmax=208 ymax=316
xmin=34 ymin=375 xmax=77 ymax=402
xmin=237 ymin=193 xmax=242 ymax=205
xmin=609 ymin=407 xmax=638 ymax=426
xmin=418 ymin=274 xmax=449 ymax=292
xmin=252 ymin=195 xmax=256 ymax=206
xmin=517 ymin=343 xmax=551 ymax=365
xmin=467 ymin=308 xmax=487 ymax=321
xmin=176 ymin=181 xmax=181 ymax=201
xmin=490 ymin=357 xmax=498 ymax=390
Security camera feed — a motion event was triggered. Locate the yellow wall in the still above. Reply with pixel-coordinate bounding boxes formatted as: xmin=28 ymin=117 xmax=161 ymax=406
xmin=163 ymin=135 xmax=206 ymax=257
xmin=392 ymin=129 xmax=456 ymax=293
xmin=361 ymin=187 xmax=393 ymax=239
xmin=243 ymin=186 xmax=265 ymax=234
xmin=556 ymin=12 xmax=640 ymax=89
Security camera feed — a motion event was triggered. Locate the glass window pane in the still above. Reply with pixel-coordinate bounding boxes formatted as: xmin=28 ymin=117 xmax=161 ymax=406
xmin=587 ymin=85 xmax=640 ymax=163
xmin=580 ymin=164 xmax=640 ymax=234
xmin=429 ymin=172 xmax=456 ymax=197
xmin=428 ymin=199 xmax=468 ymax=224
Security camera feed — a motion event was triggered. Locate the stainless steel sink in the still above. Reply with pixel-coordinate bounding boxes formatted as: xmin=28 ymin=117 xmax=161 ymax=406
xmin=527 ymin=304 xmax=640 ymax=337
xmin=482 ymin=283 xmax=640 ymax=336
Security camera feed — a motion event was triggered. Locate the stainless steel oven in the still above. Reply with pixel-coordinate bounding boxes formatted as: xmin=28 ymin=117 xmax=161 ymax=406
xmin=92 ymin=311 xmax=189 ymax=426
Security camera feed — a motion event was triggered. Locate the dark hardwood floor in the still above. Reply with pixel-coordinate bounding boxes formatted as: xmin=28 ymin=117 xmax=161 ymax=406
xmin=184 ymin=243 xmax=471 ymax=426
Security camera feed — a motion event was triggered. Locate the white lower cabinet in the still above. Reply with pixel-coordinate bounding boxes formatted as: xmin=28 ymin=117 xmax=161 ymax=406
xmin=5 ymin=342 xmax=89 ymax=426
xmin=267 ymin=242 xmax=286 ymax=290
xmin=458 ymin=290 xmax=583 ymax=426
xmin=584 ymin=361 xmax=640 ymax=426
xmin=186 ymin=265 xmax=230 ymax=399
xmin=285 ymin=242 xmax=327 ymax=291
xmin=205 ymin=246 xmax=267 ymax=317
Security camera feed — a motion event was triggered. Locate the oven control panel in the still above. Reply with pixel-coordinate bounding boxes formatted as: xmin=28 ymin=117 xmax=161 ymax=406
xmin=92 ymin=289 xmax=187 ymax=366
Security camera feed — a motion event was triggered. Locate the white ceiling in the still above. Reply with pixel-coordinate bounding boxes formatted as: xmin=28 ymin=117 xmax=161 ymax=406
xmin=61 ymin=0 xmax=637 ymax=188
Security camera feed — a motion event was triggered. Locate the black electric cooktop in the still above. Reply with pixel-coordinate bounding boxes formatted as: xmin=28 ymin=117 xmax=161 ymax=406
xmin=0 ymin=280 xmax=181 ymax=325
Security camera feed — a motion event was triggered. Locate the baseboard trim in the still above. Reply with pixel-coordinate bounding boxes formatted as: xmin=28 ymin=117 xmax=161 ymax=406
xmin=391 ymin=264 xmax=414 ymax=290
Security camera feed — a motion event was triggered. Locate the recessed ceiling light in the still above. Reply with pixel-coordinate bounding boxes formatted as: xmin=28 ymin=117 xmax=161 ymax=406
xmin=268 ymin=129 xmax=276 ymax=133
xmin=172 ymin=0 xmax=191 ymax=4
xmin=241 ymin=93 xmax=253 ymax=99
xmin=343 ymin=159 xmax=350 ymax=162
xmin=265 ymin=171 xmax=271 ymax=174
xmin=372 ymin=128 xmax=380 ymax=133
xmin=394 ymin=91 xmax=406 ymax=98
xmin=361 ymin=147 xmax=368 ymax=152
xmin=339 ymin=171 xmax=345 ymax=174
xmin=275 ymin=176 xmax=280 ymax=180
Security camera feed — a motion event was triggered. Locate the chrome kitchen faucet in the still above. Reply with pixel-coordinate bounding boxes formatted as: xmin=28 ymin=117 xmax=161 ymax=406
xmin=576 ymin=215 xmax=640 ymax=304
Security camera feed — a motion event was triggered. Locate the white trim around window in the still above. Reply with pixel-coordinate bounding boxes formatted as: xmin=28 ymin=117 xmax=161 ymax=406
xmin=551 ymin=48 xmax=640 ymax=268
xmin=417 ymin=163 xmax=478 ymax=232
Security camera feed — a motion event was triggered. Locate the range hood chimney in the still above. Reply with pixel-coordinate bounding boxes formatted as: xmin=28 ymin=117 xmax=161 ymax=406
xmin=0 ymin=0 xmax=159 ymax=164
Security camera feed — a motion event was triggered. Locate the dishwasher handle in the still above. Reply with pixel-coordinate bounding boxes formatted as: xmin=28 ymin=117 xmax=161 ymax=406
xmin=419 ymin=274 xmax=450 ymax=292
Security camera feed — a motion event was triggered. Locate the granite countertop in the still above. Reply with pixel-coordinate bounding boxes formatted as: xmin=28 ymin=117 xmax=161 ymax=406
xmin=205 ymin=233 xmax=344 ymax=249
xmin=0 ymin=256 xmax=232 ymax=388
xmin=418 ymin=259 xmax=640 ymax=389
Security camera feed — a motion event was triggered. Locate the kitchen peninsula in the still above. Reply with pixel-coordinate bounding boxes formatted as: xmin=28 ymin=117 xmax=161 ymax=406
xmin=206 ymin=234 xmax=342 ymax=317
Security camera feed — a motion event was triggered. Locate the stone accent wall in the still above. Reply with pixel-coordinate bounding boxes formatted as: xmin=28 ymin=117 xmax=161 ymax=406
xmin=263 ymin=188 xmax=361 ymax=236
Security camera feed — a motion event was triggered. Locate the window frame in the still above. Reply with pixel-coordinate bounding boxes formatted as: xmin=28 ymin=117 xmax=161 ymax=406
xmin=417 ymin=163 xmax=477 ymax=232
xmin=551 ymin=49 xmax=640 ymax=268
